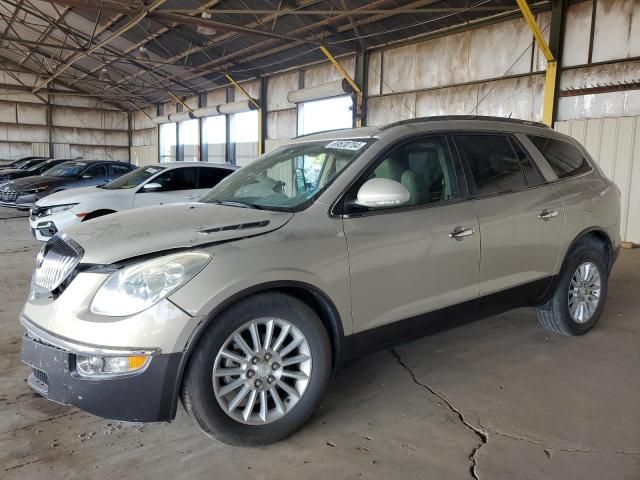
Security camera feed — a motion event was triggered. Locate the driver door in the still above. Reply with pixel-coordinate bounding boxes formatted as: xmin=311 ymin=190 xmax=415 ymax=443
xmin=134 ymin=167 xmax=199 ymax=207
xmin=342 ymin=134 xmax=480 ymax=334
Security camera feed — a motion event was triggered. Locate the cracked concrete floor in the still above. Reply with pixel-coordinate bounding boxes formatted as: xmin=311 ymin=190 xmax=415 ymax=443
xmin=1 ymin=207 xmax=639 ymax=479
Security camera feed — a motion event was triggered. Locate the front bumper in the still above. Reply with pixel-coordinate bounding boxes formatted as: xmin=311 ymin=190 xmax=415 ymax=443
xmin=21 ymin=321 xmax=183 ymax=422
xmin=29 ymin=210 xmax=79 ymax=240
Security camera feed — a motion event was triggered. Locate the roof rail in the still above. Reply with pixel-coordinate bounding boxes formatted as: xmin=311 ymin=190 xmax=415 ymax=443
xmin=379 ymin=115 xmax=550 ymax=130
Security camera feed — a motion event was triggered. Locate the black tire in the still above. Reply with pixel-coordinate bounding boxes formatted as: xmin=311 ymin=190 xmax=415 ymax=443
xmin=537 ymin=236 xmax=609 ymax=336
xmin=181 ymin=292 xmax=331 ymax=446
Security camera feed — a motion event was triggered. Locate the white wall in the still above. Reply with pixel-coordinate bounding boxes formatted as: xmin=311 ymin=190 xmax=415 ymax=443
xmin=0 ymin=65 xmax=130 ymax=161
xmin=557 ymin=116 xmax=640 ymax=243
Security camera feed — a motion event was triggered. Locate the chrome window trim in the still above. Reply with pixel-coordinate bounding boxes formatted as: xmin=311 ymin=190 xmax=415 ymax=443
xmin=20 ymin=315 xmax=160 ymax=356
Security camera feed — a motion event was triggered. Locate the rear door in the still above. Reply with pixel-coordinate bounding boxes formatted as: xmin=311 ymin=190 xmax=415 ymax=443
xmin=342 ymin=134 xmax=480 ymax=334
xmin=133 ymin=167 xmax=199 ymax=207
xmin=453 ymin=132 xmax=564 ymax=298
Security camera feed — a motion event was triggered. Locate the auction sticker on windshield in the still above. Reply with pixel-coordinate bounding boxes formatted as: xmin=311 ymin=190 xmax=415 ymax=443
xmin=325 ymin=140 xmax=367 ymax=151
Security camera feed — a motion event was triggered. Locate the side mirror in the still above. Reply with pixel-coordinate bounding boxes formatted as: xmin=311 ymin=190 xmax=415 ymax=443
xmin=142 ymin=182 xmax=162 ymax=192
xmin=355 ymin=178 xmax=410 ymax=208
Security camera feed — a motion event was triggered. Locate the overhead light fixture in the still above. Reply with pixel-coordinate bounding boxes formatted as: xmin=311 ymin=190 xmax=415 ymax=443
xmin=197 ymin=11 xmax=217 ymax=36
xmin=99 ymin=67 xmax=112 ymax=82
xmin=137 ymin=46 xmax=150 ymax=62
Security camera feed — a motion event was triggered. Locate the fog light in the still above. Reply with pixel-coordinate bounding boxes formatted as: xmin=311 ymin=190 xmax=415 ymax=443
xmin=76 ymin=354 xmax=150 ymax=377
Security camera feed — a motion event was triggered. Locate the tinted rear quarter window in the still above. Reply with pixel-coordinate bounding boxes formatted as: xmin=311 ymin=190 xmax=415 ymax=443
xmin=455 ymin=134 xmax=526 ymax=196
xmin=529 ymin=136 xmax=591 ymax=179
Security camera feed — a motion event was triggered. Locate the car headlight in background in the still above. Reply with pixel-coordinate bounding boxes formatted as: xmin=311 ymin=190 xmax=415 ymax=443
xmin=44 ymin=203 xmax=78 ymax=215
xmin=18 ymin=187 xmax=47 ymax=195
xmin=90 ymin=252 xmax=212 ymax=316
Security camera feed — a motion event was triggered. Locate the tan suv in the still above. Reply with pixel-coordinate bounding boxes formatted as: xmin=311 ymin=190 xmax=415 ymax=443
xmin=20 ymin=116 xmax=620 ymax=445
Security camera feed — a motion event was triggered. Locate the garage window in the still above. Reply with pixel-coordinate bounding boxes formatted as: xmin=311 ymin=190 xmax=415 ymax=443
xmin=231 ymin=110 xmax=259 ymax=166
xmin=202 ymin=116 xmax=226 ymax=163
xmin=179 ymin=119 xmax=199 ymax=162
xmin=159 ymin=123 xmax=177 ymax=162
xmin=297 ymin=96 xmax=353 ymax=136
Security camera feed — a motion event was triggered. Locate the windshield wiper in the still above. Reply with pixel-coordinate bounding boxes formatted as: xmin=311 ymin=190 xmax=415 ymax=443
xmin=210 ymin=200 xmax=264 ymax=210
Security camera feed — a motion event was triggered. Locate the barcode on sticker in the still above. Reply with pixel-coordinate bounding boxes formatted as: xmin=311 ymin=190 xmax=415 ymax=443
xmin=325 ymin=140 xmax=367 ymax=151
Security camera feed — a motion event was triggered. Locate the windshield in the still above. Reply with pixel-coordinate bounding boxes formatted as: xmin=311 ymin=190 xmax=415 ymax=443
xmin=43 ymin=161 xmax=87 ymax=178
xmin=101 ymin=165 xmax=165 ymax=189
xmin=201 ymin=139 xmax=375 ymax=211
xmin=27 ymin=161 xmax=56 ymax=173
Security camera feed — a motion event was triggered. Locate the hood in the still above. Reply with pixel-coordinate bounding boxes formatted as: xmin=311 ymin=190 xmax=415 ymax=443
xmin=0 ymin=168 xmax=29 ymax=180
xmin=5 ymin=175 xmax=66 ymax=191
xmin=36 ymin=185 xmax=102 ymax=206
xmin=65 ymin=202 xmax=294 ymax=264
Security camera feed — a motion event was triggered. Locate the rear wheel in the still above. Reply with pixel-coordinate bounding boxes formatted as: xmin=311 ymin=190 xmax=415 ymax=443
xmin=537 ymin=237 xmax=608 ymax=336
xmin=181 ymin=292 xmax=331 ymax=445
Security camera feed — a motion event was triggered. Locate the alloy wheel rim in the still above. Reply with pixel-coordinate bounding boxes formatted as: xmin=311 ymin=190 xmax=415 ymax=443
xmin=568 ymin=261 xmax=601 ymax=324
xmin=212 ymin=317 xmax=312 ymax=425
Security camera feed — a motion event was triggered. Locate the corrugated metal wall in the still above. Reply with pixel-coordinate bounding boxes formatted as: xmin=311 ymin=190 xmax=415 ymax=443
xmin=556 ymin=116 xmax=640 ymax=243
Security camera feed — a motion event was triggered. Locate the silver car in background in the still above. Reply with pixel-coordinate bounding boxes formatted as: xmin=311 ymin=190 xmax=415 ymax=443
xmin=20 ymin=116 xmax=620 ymax=446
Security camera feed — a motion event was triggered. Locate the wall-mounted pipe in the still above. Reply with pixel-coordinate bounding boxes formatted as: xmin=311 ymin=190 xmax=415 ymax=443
xmin=217 ymin=100 xmax=257 ymax=114
xmin=287 ymin=79 xmax=353 ymax=104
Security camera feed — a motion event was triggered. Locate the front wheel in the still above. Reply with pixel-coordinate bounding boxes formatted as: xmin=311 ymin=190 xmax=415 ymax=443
xmin=181 ymin=292 xmax=331 ymax=445
xmin=537 ymin=238 xmax=609 ymax=336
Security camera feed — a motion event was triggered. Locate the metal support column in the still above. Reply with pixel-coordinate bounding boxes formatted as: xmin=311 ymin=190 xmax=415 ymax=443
xmin=354 ymin=50 xmax=368 ymax=127
xmin=225 ymin=86 xmax=234 ymax=164
xmin=259 ymin=77 xmax=268 ymax=155
xmin=46 ymin=94 xmax=53 ymax=158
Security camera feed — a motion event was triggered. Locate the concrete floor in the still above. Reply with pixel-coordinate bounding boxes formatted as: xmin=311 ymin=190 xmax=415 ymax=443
xmin=1 ymin=207 xmax=639 ymax=480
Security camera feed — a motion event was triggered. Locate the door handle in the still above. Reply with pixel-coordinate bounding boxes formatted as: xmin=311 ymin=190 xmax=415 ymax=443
xmin=538 ymin=209 xmax=559 ymax=220
xmin=449 ymin=226 xmax=474 ymax=239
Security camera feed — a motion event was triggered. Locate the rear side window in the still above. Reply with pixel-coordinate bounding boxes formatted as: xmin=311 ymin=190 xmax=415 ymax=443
xmin=529 ymin=136 xmax=591 ymax=179
xmin=455 ymin=134 xmax=526 ymax=196
xmin=510 ymin=139 xmax=543 ymax=186
xmin=110 ymin=163 xmax=133 ymax=176
xmin=198 ymin=167 xmax=234 ymax=189
xmin=154 ymin=167 xmax=199 ymax=191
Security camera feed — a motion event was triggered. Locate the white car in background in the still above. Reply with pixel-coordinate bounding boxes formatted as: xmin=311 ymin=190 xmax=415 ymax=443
xmin=29 ymin=162 xmax=238 ymax=241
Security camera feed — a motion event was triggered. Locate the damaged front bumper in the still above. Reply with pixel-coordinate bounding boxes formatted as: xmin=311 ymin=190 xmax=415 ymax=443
xmin=20 ymin=316 xmax=183 ymax=422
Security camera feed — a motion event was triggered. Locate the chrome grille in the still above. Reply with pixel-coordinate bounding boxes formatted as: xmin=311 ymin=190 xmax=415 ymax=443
xmin=0 ymin=187 xmax=18 ymax=202
xmin=33 ymin=234 xmax=84 ymax=291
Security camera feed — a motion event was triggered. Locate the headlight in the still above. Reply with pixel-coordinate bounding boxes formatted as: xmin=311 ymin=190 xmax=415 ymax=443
xmin=90 ymin=252 xmax=211 ymax=316
xmin=19 ymin=187 xmax=47 ymax=195
xmin=44 ymin=203 xmax=77 ymax=215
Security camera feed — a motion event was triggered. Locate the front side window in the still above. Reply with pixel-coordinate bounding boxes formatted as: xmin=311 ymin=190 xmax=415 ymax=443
xmin=529 ymin=136 xmax=591 ymax=179
xmin=345 ymin=135 xmax=461 ymax=212
xmin=455 ymin=134 xmax=526 ymax=196
xmin=201 ymin=139 xmax=375 ymax=211
xmin=103 ymin=165 xmax=165 ymax=190
xmin=153 ymin=167 xmax=199 ymax=191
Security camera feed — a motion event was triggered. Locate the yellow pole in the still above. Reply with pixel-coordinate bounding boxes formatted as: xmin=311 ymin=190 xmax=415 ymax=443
xmin=320 ymin=45 xmax=363 ymax=127
xmin=516 ymin=0 xmax=556 ymax=126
